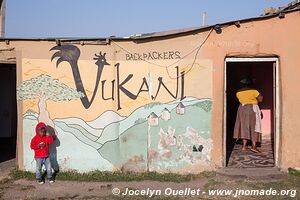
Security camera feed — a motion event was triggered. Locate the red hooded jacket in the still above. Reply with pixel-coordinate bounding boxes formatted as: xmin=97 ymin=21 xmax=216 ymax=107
xmin=30 ymin=122 xmax=54 ymax=158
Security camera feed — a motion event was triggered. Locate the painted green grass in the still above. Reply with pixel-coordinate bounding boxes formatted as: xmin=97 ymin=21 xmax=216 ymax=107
xmin=10 ymin=168 xmax=216 ymax=183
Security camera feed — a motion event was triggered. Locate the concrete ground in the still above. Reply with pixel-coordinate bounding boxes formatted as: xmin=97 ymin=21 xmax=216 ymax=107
xmin=0 ymin=159 xmax=15 ymax=181
xmin=0 ymin=161 xmax=298 ymax=200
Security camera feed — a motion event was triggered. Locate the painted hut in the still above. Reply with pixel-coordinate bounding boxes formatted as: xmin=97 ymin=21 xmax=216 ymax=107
xmin=148 ymin=112 xmax=159 ymax=126
xmin=176 ymin=102 xmax=185 ymax=115
xmin=161 ymin=108 xmax=171 ymax=121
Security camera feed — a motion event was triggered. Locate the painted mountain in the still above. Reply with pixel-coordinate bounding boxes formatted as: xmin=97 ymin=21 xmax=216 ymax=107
xmin=23 ymin=97 xmax=212 ymax=172
xmin=23 ymin=110 xmax=125 ymax=172
xmin=97 ymin=97 xmax=212 ymax=172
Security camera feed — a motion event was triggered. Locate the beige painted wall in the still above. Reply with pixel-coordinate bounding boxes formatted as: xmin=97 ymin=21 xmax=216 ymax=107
xmin=0 ymin=10 xmax=299 ymax=170
xmin=199 ymin=11 xmax=300 ymax=170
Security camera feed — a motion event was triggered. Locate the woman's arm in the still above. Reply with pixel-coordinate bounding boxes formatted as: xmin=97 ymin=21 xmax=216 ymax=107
xmin=257 ymin=94 xmax=263 ymax=103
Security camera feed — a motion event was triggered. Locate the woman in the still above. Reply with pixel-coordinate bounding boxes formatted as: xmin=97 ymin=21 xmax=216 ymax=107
xmin=233 ymin=77 xmax=263 ymax=153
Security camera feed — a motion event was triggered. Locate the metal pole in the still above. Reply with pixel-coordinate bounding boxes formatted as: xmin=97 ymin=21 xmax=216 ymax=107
xmin=0 ymin=0 xmax=6 ymax=38
xmin=202 ymin=12 xmax=207 ymax=27
xmin=147 ymin=124 xmax=151 ymax=172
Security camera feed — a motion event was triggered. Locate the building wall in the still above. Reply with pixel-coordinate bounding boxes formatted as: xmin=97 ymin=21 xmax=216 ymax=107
xmin=4 ymin=38 xmax=213 ymax=173
xmin=202 ymin=11 xmax=300 ymax=170
xmin=0 ymin=10 xmax=299 ymax=172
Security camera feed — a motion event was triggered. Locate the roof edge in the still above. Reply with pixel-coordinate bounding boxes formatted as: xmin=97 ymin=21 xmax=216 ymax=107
xmin=0 ymin=7 xmax=299 ymax=42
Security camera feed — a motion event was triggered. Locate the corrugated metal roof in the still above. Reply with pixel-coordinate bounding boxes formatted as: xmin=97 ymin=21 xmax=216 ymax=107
xmin=280 ymin=0 xmax=300 ymax=11
xmin=130 ymin=2 xmax=300 ymax=40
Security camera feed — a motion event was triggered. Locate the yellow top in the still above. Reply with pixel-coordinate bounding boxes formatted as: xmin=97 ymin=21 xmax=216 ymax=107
xmin=236 ymin=88 xmax=260 ymax=105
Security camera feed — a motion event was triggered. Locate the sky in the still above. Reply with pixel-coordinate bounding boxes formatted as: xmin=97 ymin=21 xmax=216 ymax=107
xmin=5 ymin=0 xmax=293 ymax=38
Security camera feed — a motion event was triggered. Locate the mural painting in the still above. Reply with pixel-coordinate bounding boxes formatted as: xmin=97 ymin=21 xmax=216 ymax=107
xmin=17 ymin=44 xmax=212 ymax=172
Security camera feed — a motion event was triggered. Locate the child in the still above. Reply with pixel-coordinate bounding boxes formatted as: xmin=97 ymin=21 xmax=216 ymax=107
xmin=30 ymin=122 xmax=55 ymax=184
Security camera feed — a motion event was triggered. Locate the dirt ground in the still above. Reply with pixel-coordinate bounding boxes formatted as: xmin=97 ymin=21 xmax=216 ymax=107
xmin=0 ymin=160 xmax=299 ymax=200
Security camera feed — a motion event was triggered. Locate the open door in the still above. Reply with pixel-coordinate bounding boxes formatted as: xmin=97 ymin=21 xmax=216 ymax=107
xmin=224 ymin=58 xmax=279 ymax=168
xmin=0 ymin=63 xmax=17 ymax=163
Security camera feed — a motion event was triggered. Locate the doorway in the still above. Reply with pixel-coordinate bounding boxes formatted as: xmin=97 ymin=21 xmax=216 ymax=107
xmin=0 ymin=63 xmax=17 ymax=163
xmin=224 ymin=58 xmax=279 ymax=168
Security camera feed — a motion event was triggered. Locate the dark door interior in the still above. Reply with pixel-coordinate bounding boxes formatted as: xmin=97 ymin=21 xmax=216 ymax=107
xmin=226 ymin=61 xmax=275 ymax=167
xmin=0 ymin=63 xmax=17 ymax=163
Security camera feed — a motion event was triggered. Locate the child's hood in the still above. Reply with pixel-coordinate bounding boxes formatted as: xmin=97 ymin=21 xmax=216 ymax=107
xmin=35 ymin=122 xmax=46 ymax=137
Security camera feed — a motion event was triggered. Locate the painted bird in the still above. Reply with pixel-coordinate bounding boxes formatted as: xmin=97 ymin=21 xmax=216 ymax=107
xmin=50 ymin=44 xmax=110 ymax=109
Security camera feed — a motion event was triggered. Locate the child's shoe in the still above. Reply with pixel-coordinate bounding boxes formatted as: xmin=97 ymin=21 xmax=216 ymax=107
xmin=49 ymin=178 xmax=55 ymax=183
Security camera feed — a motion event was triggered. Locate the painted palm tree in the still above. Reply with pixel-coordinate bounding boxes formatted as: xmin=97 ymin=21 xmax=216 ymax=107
xmin=50 ymin=44 xmax=110 ymax=109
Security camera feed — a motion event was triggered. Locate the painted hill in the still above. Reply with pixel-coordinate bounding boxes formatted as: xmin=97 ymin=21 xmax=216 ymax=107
xmin=22 ymin=113 xmax=112 ymax=172
xmin=87 ymin=110 xmax=125 ymax=129
xmin=98 ymin=102 xmax=212 ymax=170
xmin=23 ymin=110 xmax=103 ymax=149
xmin=22 ymin=97 xmax=212 ymax=172
xmin=55 ymin=117 xmax=102 ymax=137
xmin=96 ymin=97 xmax=211 ymax=144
